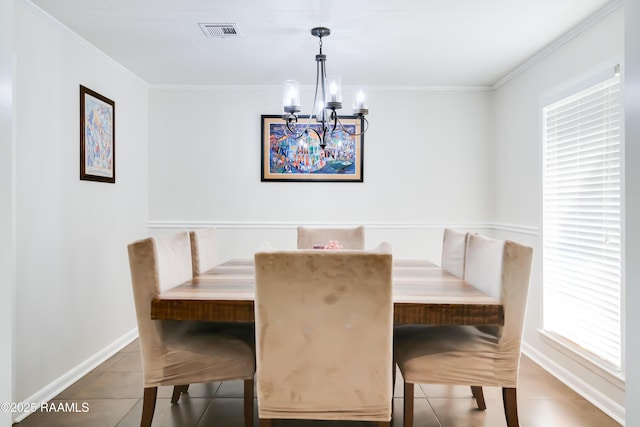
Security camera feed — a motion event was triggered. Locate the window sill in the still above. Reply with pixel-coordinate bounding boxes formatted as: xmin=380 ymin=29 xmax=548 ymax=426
xmin=537 ymin=329 xmax=625 ymax=389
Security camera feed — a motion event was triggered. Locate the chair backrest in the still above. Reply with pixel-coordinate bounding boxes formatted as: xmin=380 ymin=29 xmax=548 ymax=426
xmin=189 ymin=228 xmax=218 ymax=276
xmin=440 ymin=228 xmax=469 ymax=278
xmin=296 ymin=226 xmax=365 ymax=249
xmin=463 ymin=234 xmax=533 ymax=353
xmin=254 ymin=243 xmax=393 ymax=421
xmin=127 ymin=232 xmax=193 ymax=379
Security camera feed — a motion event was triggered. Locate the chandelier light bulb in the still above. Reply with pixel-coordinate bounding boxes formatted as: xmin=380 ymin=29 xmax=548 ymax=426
xmin=314 ymin=100 xmax=325 ymax=122
xmin=352 ymin=86 xmax=368 ymax=115
xmin=287 ymin=88 xmax=297 ymax=105
xmin=325 ymin=75 xmax=342 ymax=107
xmin=282 ymin=80 xmax=300 ymax=113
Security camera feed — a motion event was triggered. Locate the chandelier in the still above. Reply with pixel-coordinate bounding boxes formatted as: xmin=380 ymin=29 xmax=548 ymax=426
xmin=282 ymin=27 xmax=369 ymax=150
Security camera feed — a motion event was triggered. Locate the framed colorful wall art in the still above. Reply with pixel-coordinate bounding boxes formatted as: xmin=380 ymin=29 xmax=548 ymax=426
xmin=261 ymin=114 xmax=364 ymax=182
xmin=80 ymin=85 xmax=115 ymax=183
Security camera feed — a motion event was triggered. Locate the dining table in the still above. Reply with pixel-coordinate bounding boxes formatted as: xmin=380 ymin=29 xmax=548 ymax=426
xmin=151 ymin=259 xmax=504 ymax=326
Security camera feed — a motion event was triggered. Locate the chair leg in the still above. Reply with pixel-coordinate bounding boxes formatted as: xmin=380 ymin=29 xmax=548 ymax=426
xmin=392 ymin=358 xmax=397 ymax=396
xmin=244 ymin=378 xmax=254 ymax=427
xmin=171 ymin=384 xmax=189 ymax=404
xmin=471 ymin=386 xmax=487 ymax=410
xmin=391 ymin=358 xmax=396 ymax=421
xmin=141 ymin=387 xmax=158 ymax=427
xmin=403 ymin=382 xmax=414 ymax=427
xmin=502 ymin=387 xmax=519 ymax=427
xmin=259 ymin=418 xmax=272 ymax=427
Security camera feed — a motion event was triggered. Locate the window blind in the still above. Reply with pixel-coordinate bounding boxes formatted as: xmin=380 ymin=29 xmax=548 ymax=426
xmin=542 ymin=70 xmax=622 ymax=369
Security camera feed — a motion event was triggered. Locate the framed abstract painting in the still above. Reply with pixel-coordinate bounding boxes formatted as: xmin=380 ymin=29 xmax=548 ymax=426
xmin=80 ymin=85 xmax=115 ymax=183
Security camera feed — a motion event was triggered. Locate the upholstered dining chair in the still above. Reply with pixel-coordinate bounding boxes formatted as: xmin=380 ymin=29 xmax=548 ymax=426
xmin=296 ymin=225 xmax=365 ymax=249
xmin=394 ymin=234 xmax=533 ymax=427
xmin=439 ymin=228 xmax=488 ymax=405
xmin=440 ymin=228 xmax=469 ymax=278
xmin=189 ymin=227 xmax=217 ymax=276
xmin=128 ymin=232 xmax=255 ymax=427
xmin=254 ymin=243 xmax=394 ymax=426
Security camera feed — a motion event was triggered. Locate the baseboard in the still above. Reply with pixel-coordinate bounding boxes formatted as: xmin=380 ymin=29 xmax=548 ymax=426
xmin=12 ymin=328 xmax=138 ymax=423
xmin=522 ymin=342 xmax=625 ymax=425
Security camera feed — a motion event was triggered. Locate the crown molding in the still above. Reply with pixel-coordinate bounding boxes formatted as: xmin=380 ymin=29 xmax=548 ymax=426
xmin=148 ymin=84 xmax=493 ymax=91
xmin=368 ymin=85 xmax=493 ymax=92
xmin=16 ymin=0 xmax=147 ymax=86
xmin=492 ymin=0 xmax=623 ymax=90
xmin=148 ymin=84 xmax=281 ymax=90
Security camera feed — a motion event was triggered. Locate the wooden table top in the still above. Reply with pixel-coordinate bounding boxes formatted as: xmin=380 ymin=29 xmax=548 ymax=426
xmin=151 ymin=259 xmax=504 ymax=326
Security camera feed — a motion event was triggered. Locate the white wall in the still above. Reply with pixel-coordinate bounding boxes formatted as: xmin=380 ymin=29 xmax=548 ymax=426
xmin=13 ymin=1 xmax=148 ymax=406
xmin=492 ymin=5 xmax=625 ymax=423
xmin=624 ymin=1 xmax=640 ymax=425
xmin=1 ymin=0 xmax=15 ymax=424
xmin=148 ymin=86 xmax=494 ymax=259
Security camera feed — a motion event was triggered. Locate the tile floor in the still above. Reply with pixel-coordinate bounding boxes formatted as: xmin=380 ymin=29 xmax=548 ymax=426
xmin=14 ymin=339 xmax=621 ymax=427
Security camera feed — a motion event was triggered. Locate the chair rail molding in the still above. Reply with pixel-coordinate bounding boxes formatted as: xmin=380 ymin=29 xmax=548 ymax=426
xmin=147 ymin=220 xmax=540 ymax=234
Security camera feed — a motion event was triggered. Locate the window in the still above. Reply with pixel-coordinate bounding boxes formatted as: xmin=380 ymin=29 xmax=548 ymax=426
xmin=542 ymin=67 xmax=622 ymax=371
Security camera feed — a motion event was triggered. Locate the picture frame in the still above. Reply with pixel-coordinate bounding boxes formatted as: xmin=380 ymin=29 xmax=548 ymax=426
xmin=261 ymin=114 xmax=364 ymax=182
xmin=80 ymin=85 xmax=115 ymax=183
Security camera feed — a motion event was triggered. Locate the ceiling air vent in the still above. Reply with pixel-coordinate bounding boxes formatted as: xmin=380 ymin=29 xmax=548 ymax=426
xmin=199 ymin=23 xmax=241 ymax=38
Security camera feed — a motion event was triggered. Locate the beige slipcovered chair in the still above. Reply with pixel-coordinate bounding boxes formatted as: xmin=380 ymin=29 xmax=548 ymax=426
xmin=394 ymin=234 xmax=533 ymax=427
xmin=296 ymin=225 xmax=365 ymax=249
xmin=128 ymin=232 xmax=255 ymax=427
xmin=189 ymin=227 xmax=218 ymax=276
xmin=440 ymin=228 xmax=469 ymax=278
xmin=254 ymin=243 xmax=394 ymax=426
xmin=440 ymin=228 xmax=487 ymax=404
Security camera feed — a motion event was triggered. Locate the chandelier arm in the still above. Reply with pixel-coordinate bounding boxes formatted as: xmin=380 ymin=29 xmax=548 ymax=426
xmin=310 ymin=59 xmax=322 ymax=125
xmin=312 ymin=58 xmax=328 ymax=146
xmin=284 ymin=115 xmax=305 ymax=139
xmin=285 ymin=127 xmax=306 ymax=140
xmin=319 ymin=56 xmax=327 ymax=126
xmin=309 ymin=127 xmax=322 ymax=141
xmin=332 ymin=115 xmax=369 ymax=137
xmin=290 ymin=58 xmax=323 ymax=141
xmin=361 ymin=116 xmax=369 ymax=133
xmin=288 ymin=39 xmax=326 ymax=140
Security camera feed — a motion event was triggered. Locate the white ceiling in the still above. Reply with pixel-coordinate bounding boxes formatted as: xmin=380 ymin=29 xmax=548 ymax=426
xmin=27 ymin=0 xmax=615 ymax=87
